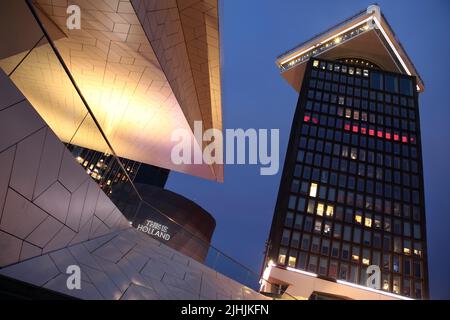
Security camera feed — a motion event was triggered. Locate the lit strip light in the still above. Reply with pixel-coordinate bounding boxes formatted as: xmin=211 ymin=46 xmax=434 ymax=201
xmin=279 ymin=14 xmax=421 ymax=91
xmin=336 ymin=280 xmax=414 ymax=300
xmin=283 ymin=265 xmax=413 ymax=300
xmin=279 ymin=16 xmax=373 ymax=66
xmin=371 ymin=16 xmax=421 ymax=92
xmin=286 ymin=267 xmax=318 ymax=278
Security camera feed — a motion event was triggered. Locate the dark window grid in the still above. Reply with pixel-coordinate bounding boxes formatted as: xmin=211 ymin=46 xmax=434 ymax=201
xmin=281 ymin=200 xmax=423 ymax=268
xmin=298 ymin=135 xmax=420 ymax=182
xmin=311 ymin=58 xmax=417 ymax=104
xmin=298 ymin=122 xmax=420 ymax=175
xmin=294 ymin=149 xmax=422 ymax=207
xmin=285 ymin=180 xmax=424 ymax=251
xmin=304 ymin=94 xmax=419 ymax=135
xmin=306 ymin=89 xmax=417 ymax=127
xmin=300 ymin=113 xmax=419 ymax=162
xmin=288 ymin=178 xmax=421 ymax=230
xmin=305 ymin=82 xmax=418 ymax=125
xmin=283 ymin=228 xmax=426 ymax=289
xmin=307 ymin=80 xmax=417 ymax=121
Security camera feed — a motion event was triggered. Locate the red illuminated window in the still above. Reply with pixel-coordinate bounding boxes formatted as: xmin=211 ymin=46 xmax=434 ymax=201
xmin=402 ymin=136 xmax=408 ymax=143
xmin=361 ymin=127 xmax=367 ymax=134
xmin=344 ymin=124 xmax=350 ymax=131
xmin=377 ymin=131 xmax=383 ymax=138
xmin=304 ymin=115 xmax=310 ymax=122
xmin=369 ymin=129 xmax=375 ymax=136
xmin=352 ymin=125 xmax=359 ymax=133
xmin=386 ymin=132 xmax=391 ymax=140
xmin=394 ymin=134 xmax=399 ymax=141
xmin=312 ymin=117 xmax=318 ymax=124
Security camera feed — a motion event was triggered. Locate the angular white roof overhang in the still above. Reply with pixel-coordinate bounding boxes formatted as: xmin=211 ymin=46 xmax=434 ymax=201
xmin=276 ymin=5 xmax=425 ymax=93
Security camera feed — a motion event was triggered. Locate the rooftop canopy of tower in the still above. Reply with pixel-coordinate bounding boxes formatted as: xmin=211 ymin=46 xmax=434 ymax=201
xmin=275 ymin=5 xmax=425 ymax=93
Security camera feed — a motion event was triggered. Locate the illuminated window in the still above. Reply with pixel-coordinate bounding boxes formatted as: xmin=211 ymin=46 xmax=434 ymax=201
xmin=393 ymin=277 xmax=400 ymax=294
xmin=324 ymin=222 xmax=332 ymax=235
xmin=314 ymin=220 xmax=322 ymax=233
xmin=403 ymin=239 xmax=411 ymax=255
xmin=353 ymin=110 xmax=359 ymax=120
xmin=345 ymin=108 xmax=352 ymax=118
xmin=362 ymin=249 xmax=370 ymax=266
xmin=363 ymin=69 xmax=369 ymax=77
xmin=382 ymin=274 xmax=390 ymax=291
xmin=339 ymin=96 xmax=345 ymax=105
xmin=288 ymin=255 xmax=297 ymax=268
xmin=326 ymin=205 xmax=334 ymax=217
xmin=374 ymin=215 xmax=381 ymax=229
xmin=278 ymin=248 xmax=287 ymax=265
xmin=414 ymin=242 xmax=423 ymax=257
xmin=313 ymin=60 xmax=320 ymax=68
xmin=350 ymin=148 xmax=357 ymax=160
xmin=355 ymin=214 xmax=362 ymax=224
xmin=365 ymin=215 xmax=372 ymax=228
xmin=352 ymin=247 xmax=360 ymax=262
xmin=307 ymin=200 xmax=315 ymax=214
xmin=348 ymin=67 xmax=354 ymax=75
xmin=309 ymin=183 xmax=318 ymax=197
xmin=317 ymin=203 xmax=324 ymax=216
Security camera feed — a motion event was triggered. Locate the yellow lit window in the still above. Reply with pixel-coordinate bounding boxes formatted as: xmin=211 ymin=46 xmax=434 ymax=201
xmin=404 ymin=247 xmax=411 ymax=255
xmin=383 ymin=280 xmax=390 ymax=291
xmin=365 ymin=217 xmax=372 ymax=228
xmin=414 ymin=249 xmax=422 ymax=257
xmin=313 ymin=60 xmax=319 ymax=68
xmin=352 ymin=254 xmax=359 ymax=262
xmin=362 ymin=258 xmax=370 ymax=266
xmin=310 ymin=183 xmax=318 ymax=198
xmin=288 ymin=256 xmax=296 ymax=268
xmin=317 ymin=203 xmax=324 ymax=216
xmin=355 ymin=215 xmax=362 ymax=224
xmin=393 ymin=280 xmax=400 ymax=294
xmin=326 ymin=205 xmax=334 ymax=217
xmin=278 ymin=253 xmax=286 ymax=265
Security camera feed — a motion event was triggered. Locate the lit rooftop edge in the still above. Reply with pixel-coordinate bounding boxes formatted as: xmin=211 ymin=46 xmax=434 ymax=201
xmin=275 ymin=5 xmax=424 ymax=93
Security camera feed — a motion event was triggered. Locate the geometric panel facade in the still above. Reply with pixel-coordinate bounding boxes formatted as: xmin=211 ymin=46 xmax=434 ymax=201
xmin=0 ymin=228 xmax=269 ymax=300
xmin=0 ymin=69 xmax=129 ymax=267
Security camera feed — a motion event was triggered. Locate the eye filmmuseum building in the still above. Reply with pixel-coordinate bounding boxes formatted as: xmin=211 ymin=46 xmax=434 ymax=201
xmin=261 ymin=5 xmax=429 ymax=300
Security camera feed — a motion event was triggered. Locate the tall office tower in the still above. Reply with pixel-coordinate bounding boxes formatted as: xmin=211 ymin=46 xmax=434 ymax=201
xmin=262 ymin=5 xmax=428 ymax=300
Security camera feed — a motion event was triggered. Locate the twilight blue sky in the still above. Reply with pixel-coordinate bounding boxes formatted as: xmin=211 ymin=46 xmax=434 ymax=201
xmin=166 ymin=0 xmax=450 ymax=299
